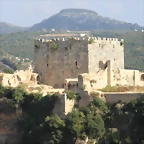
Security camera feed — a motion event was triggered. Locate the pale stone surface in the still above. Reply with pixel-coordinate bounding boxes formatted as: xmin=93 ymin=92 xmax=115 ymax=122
xmin=0 ymin=65 xmax=39 ymax=87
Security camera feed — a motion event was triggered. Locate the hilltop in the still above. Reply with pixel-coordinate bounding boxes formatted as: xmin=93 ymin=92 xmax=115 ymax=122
xmin=30 ymin=8 xmax=144 ymax=31
xmin=1 ymin=9 xmax=144 ymax=34
xmin=0 ymin=22 xmax=28 ymax=34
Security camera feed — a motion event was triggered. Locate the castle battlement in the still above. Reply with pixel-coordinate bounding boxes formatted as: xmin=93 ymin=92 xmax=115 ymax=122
xmin=34 ymin=37 xmax=124 ymax=47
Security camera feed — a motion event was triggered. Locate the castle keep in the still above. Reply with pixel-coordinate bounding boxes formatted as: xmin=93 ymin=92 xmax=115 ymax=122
xmin=34 ymin=37 xmax=129 ymax=89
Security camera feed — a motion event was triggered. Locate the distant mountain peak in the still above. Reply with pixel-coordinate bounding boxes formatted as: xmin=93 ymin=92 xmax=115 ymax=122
xmin=59 ymin=8 xmax=98 ymax=15
xmin=29 ymin=8 xmax=144 ymax=31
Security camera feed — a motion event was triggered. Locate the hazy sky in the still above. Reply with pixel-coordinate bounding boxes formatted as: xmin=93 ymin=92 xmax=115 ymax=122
xmin=0 ymin=0 xmax=144 ymax=27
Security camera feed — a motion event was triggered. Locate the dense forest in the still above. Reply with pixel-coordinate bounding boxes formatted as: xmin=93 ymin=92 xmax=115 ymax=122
xmin=0 ymin=85 xmax=144 ymax=144
xmin=0 ymin=30 xmax=144 ymax=70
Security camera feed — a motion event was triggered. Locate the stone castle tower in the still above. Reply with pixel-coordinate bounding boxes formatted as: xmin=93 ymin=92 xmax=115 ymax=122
xmin=34 ymin=37 xmax=124 ymax=88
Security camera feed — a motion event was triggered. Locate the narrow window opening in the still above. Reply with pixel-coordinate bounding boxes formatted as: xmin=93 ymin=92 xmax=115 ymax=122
xmin=47 ymin=63 xmax=49 ymax=67
xmin=69 ymin=44 xmax=72 ymax=49
xmin=75 ymin=61 xmax=77 ymax=66
xmin=141 ymin=74 xmax=144 ymax=81
xmin=65 ymin=47 xmax=68 ymax=51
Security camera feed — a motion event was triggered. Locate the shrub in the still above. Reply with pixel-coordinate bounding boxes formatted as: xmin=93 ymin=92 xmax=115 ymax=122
xmin=120 ymin=41 xmax=124 ymax=46
xmin=66 ymin=90 xmax=81 ymax=101
xmin=3 ymin=68 xmax=14 ymax=74
xmin=88 ymin=38 xmax=95 ymax=44
xmin=50 ymin=42 xmax=58 ymax=51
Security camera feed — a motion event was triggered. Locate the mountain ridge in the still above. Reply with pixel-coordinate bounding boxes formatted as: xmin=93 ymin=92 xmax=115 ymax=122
xmin=30 ymin=8 xmax=144 ymax=31
xmin=1 ymin=8 xmax=144 ymax=33
xmin=0 ymin=22 xmax=29 ymax=34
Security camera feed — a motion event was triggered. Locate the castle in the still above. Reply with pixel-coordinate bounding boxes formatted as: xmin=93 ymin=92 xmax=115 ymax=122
xmin=34 ymin=37 xmax=144 ymax=91
xmin=0 ymin=35 xmax=144 ymax=143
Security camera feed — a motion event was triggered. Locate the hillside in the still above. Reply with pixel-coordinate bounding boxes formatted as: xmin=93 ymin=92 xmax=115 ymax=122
xmin=30 ymin=9 xmax=144 ymax=31
xmin=0 ymin=30 xmax=144 ymax=71
xmin=0 ymin=49 xmax=32 ymax=72
xmin=0 ymin=22 xmax=28 ymax=34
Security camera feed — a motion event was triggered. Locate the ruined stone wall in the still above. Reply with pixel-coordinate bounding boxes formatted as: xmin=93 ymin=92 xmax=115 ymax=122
xmin=111 ymin=69 xmax=144 ymax=86
xmin=112 ymin=69 xmax=135 ymax=86
xmin=0 ymin=65 xmax=38 ymax=88
xmin=88 ymin=38 xmax=124 ymax=74
xmin=34 ymin=39 xmax=88 ymax=88
xmin=78 ymin=68 xmax=108 ymax=91
xmin=53 ymin=94 xmax=75 ymax=119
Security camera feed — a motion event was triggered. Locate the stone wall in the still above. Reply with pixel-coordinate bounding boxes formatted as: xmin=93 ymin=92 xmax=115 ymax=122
xmin=104 ymin=92 xmax=143 ymax=103
xmin=111 ymin=69 xmax=144 ymax=86
xmin=78 ymin=68 xmax=108 ymax=91
xmin=53 ymin=94 xmax=75 ymax=119
xmin=34 ymin=37 xmax=124 ymax=88
xmin=88 ymin=38 xmax=124 ymax=74
xmin=34 ymin=39 xmax=88 ymax=88
xmin=0 ymin=65 xmax=39 ymax=87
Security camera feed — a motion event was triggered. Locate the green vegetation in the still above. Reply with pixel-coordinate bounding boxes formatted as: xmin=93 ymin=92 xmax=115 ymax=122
xmin=100 ymin=85 xmax=144 ymax=92
xmin=3 ymin=68 xmax=14 ymax=74
xmin=0 ymin=30 xmax=144 ymax=70
xmin=66 ymin=90 xmax=81 ymax=101
xmin=50 ymin=42 xmax=58 ymax=51
xmin=0 ymin=30 xmax=143 ymax=70
xmin=88 ymin=38 xmax=95 ymax=44
xmin=0 ymin=85 xmax=144 ymax=143
xmin=0 ymin=31 xmax=46 ymax=59
xmin=1 ymin=58 xmax=21 ymax=70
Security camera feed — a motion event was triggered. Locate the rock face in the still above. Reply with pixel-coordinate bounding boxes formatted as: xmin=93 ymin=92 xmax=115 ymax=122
xmin=0 ymin=98 xmax=22 ymax=144
xmin=30 ymin=8 xmax=143 ymax=31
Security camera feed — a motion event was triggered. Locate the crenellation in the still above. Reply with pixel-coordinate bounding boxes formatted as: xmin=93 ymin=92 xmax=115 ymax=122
xmin=35 ymin=36 xmax=123 ymax=45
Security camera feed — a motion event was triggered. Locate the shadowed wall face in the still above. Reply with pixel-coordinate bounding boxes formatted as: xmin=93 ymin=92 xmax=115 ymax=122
xmin=34 ymin=40 xmax=88 ymax=88
xmin=105 ymin=93 xmax=143 ymax=103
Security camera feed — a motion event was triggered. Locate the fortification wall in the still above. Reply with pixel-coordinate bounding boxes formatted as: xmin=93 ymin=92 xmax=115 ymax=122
xmin=88 ymin=37 xmax=124 ymax=74
xmin=111 ymin=69 xmax=144 ymax=86
xmin=78 ymin=68 xmax=108 ymax=91
xmin=112 ymin=69 xmax=135 ymax=86
xmin=34 ymin=38 xmax=88 ymax=88
xmin=105 ymin=92 xmax=143 ymax=103
xmin=53 ymin=94 xmax=75 ymax=119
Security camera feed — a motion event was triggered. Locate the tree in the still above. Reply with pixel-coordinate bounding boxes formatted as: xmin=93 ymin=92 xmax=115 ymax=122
xmin=12 ymin=86 xmax=26 ymax=104
xmin=0 ymin=84 xmax=5 ymax=98
xmin=85 ymin=114 xmax=105 ymax=140
xmin=65 ymin=109 xmax=85 ymax=138
xmin=43 ymin=114 xmax=65 ymax=144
